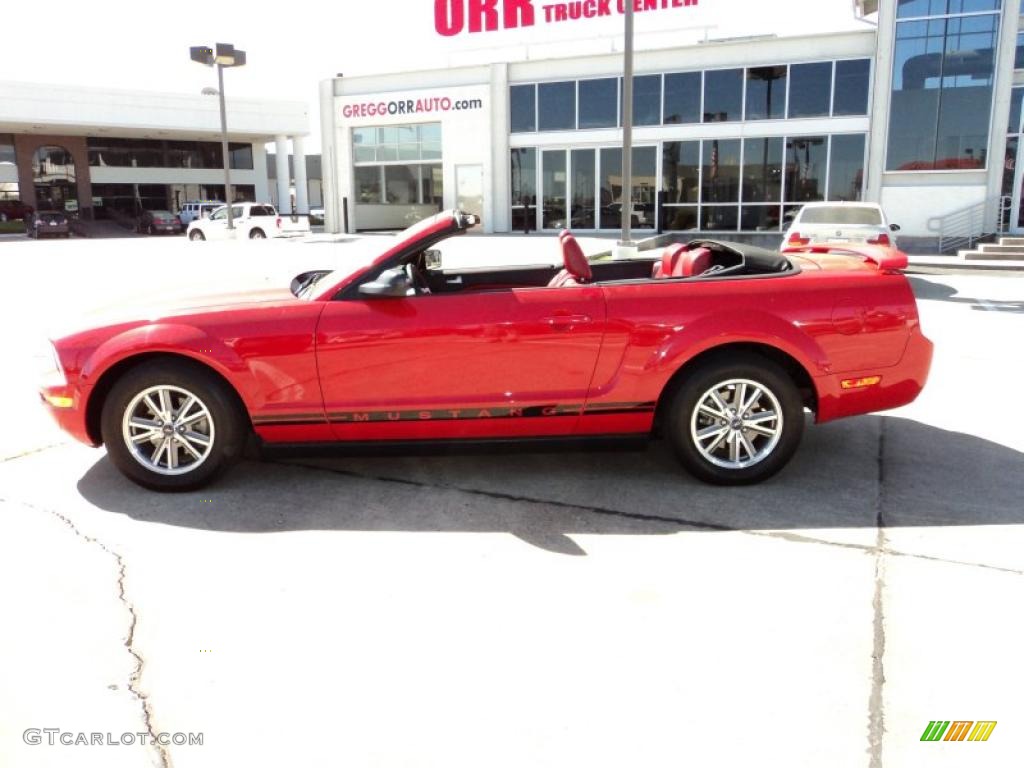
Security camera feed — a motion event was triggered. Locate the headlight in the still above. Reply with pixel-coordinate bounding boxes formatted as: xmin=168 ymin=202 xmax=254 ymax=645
xmin=37 ymin=339 xmax=67 ymax=387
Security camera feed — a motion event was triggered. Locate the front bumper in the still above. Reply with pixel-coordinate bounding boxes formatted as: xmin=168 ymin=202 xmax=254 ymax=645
xmin=39 ymin=383 xmax=98 ymax=447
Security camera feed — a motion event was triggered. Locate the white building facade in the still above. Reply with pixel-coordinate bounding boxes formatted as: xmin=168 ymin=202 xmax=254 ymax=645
xmin=321 ymin=0 xmax=1024 ymax=252
xmin=0 ymin=81 xmax=310 ymax=219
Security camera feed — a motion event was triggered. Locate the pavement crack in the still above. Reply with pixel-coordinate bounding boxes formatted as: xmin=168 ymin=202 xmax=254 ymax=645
xmin=1 ymin=497 xmax=170 ymax=768
xmin=867 ymin=418 xmax=887 ymax=768
xmin=0 ymin=442 xmax=65 ymax=463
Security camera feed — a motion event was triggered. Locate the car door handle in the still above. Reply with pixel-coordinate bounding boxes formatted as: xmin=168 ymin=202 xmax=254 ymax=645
xmin=544 ymin=314 xmax=592 ymax=328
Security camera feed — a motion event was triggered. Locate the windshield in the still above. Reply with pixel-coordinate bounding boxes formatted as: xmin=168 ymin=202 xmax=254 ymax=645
xmin=799 ymin=206 xmax=883 ymax=226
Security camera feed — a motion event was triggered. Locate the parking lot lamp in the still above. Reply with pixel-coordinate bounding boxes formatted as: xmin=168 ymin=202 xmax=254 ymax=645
xmin=190 ymin=43 xmax=247 ymax=231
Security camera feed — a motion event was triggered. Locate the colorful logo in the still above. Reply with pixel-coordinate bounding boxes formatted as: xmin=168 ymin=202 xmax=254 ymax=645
xmin=920 ymin=721 xmax=997 ymax=742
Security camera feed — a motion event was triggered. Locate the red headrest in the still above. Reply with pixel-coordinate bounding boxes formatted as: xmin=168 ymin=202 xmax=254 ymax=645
xmin=681 ymin=246 xmax=714 ymax=277
xmin=658 ymin=243 xmax=687 ymax=277
xmin=560 ymin=232 xmax=592 ymax=282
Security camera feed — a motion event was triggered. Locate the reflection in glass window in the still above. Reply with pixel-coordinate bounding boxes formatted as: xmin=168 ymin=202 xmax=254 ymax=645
xmin=1010 ymin=87 xmax=1024 ymax=134
xmin=384 ymin=166 xmax=418 ymax=204
xmin=510 ymin=148 xmax=537 ymax=229
xmin=355 ymin=167 xmax=382 ymax=203
xmin=702 ymin=206 xmax=739 ymax=231
xmin=829 ymin=134 xmax=866 ymax=201
xmin=785 ymin=137 xmax=827 ymax=202
xmin=1016 ymin=31 xmax=1024 ymax=69
xmin=887 ymin=11 xmax=997 ymax=170
xmin=542 ymin=150 xmax=567 ymax=229
xmin=664 ymin=72 xmax=701 ymax=124
xmin=703 ymin=69 xmax=743 ymax=122
xmin=742 ymin=137 xmax=783 ymax=202
xmin=0 ymin=134 xmax=15 ymax=165
xmin=662 ymin=141 xmax=700 ymax=203
xmin=578 ymin=78 xmax=618 ymax=129
xmin=741 ymin=206 xmax=782 ymax=232
xmin=538 ymin=81 xmax=576 ymax=131
xmin=625 ymin=74 xmax=661 ymax=126
xmin=897 ymin=0 xmax=1000 ymax=17
xmin=571 ymin=149 xmax=596 ymax=228
xmin=663 ymin=206 xmax=698 ymax=231
xmin=421 ymin=165 xmax=444 ymax=207
xmin=510 ymin=84 xmax=537 ymax=133
xmin=746 ymin=66 xmax=787 ymax=120
xmin=788 ymin=62 xmax=833 ymax=118
xmin=833 ymin=59 xmax=871 ymax=116
xmin=0 ymin=182 xmax=20 ymax=202
xmin=598 ymin=147 xmax=657 ymax=230
xmin=701 ymin=139 xmax=740 ymax=202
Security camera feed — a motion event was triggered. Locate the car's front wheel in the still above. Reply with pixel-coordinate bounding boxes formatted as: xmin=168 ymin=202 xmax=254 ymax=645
xmin=100 ymin=360 xmax=246 ymax=491
xmin=189 ymin=229 xmax=205 ymax=241
xmin=665 ymin=354 xmax=804 ymax=485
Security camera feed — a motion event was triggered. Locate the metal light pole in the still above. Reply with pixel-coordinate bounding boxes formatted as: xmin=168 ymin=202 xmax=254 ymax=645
xmin=617 ymin=1 xmax=636 ymax=258
xmin=190 ymin=43 xmax=247 ymax=231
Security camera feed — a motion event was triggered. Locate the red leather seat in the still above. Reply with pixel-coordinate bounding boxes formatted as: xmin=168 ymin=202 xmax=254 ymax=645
xmin=548 ymin=230 xmax=593 ymax=287
xmin=652 ymin=244 xmax=713 ymax=279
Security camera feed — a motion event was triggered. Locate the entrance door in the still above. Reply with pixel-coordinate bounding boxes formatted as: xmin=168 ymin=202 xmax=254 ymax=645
xmin=455 ymin=164 xmax=484 ymax=223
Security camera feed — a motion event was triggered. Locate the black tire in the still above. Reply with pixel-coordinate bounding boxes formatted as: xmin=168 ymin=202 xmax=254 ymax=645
xmin=100 ymin=360 xmax=247 ymax=491
xmin=665 ymin=353 xmax=804 ymax=485
xmin=249 ymin=228 xmax=265 ymax=240
xmin=189 ymin=229 xmax=205 ymax=241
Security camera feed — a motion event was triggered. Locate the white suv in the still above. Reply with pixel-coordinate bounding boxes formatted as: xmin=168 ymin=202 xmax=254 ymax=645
xmin=187 ymin=203 xmax=283 ymax=241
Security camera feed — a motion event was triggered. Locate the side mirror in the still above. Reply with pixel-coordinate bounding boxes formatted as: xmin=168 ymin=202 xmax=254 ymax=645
xmin=359 ymin=267 xmax=412 ymax=298
xmin=890 ymin=223 xmax=901 ymax=232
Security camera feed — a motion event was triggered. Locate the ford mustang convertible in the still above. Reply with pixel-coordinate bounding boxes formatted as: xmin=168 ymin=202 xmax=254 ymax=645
xmin=40 ymin=210 xmax=932 ymax=491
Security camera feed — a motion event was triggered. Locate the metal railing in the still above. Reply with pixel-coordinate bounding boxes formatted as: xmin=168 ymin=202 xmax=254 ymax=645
xmin=927 ymin=195 xmax=1011 ymax=254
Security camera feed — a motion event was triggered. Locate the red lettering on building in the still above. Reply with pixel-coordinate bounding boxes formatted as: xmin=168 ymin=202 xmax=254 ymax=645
xmin=435 ymin=0 xmax=465 ymax=35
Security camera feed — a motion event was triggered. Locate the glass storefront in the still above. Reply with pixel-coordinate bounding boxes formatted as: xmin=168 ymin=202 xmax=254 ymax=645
xmin=512 ymin=134 xmax=865 ymax=233
xmin=90 ymin=183 xmax=255 ymax=218
xmin=33 ymin=145 xmax=76 ymax=213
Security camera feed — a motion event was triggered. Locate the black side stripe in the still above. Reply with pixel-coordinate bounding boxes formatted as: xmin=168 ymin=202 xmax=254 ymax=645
xmin=252 ymin=401 xmax=656 ymax=427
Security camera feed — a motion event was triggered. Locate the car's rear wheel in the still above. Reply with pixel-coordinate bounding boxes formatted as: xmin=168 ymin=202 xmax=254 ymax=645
xmin=249 ymin=228 xmax=265 ymax=239
xmin=100 ymin=360 xmax=246 ymax=491
xmin=665 ymin=354 xmax=803 ymax=485
xmin=189 ymin=229 xmax=205 ymax=241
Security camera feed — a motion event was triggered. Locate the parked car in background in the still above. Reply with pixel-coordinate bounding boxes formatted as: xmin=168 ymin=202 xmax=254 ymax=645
xmin=26 ymin=211 xmax=70 ymax=238
xmin=782 ymin=203 xmax=899 ymax=250
xmin=0 ymin=200 xmax=33 ymax=221
xmin=138 ymin=210 xmax=183 ymax=235
xmin=187 ymin=203 xmax=286 ymax=241
xmin=178 ymin=201 xmax=223 ymax=226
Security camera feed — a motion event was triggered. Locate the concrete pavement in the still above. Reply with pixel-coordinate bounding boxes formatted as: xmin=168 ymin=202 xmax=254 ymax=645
xmin=0 ymin=235 xmax=1022 ymax=767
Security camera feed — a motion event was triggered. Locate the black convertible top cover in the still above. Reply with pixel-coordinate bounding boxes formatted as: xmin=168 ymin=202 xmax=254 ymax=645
xmin=685 ymin=239 xmax=791 ymax=273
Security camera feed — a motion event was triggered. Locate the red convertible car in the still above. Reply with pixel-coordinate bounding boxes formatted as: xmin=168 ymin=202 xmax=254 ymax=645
xmin=40 ymin=210 xmax=932 ymax=491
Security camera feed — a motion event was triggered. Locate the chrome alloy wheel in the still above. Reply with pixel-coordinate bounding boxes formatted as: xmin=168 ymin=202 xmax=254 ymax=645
xmin=121 ymin=385 xmax=216 ymax=476
xmin=689 ymin=378 xmax=783 ymax=469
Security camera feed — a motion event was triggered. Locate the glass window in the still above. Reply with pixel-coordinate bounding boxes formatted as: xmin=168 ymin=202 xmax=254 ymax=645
xmin=511 ymin=85 xmax=536 ymax=132
xmin=578 ymin=78 xmax=618 ymax=129
xmin=355 ymin=167 xmax=381 ymax=204
xmin=571 ymin=149 xmax=596 ymax=228
xmin=702 ymin=206 xmax=739 ymax=231
xmin=701 ymin=138 xmax=741 ymax=202
xmin=542 ymin=149 xmax=567 ymax=229
xmin=745 ymin=66 xmax=787 ymax=121
xmin=384 ymin=165 xmax=418 ymax=204
xmin=741 ymin=206 xmax=782 ymax=231
xmin=511 ymin=148 xmax=537 ymax=230
xmin=0 ymin=134 xmax=14 ymax=165
xmin=662 ymin=141 xmax=700 ymax=203
xmin=742 ymin=137 xmax=783 ymax=202
xmin=538 ymin=81 xmax=576 ymax=131
xmin=898 ymin=0 xmax=1000 ymax=17
xmin=829 ymin=134 xmax=866 ymax=201
xmin=229 ymin=143 xmax=253 ymax=170
xmin=788 ymin=62 xmax=833 ymax=118
xmin=800 ymin=205 xmax=882 ymax=225
xmin=664 ymin=71 xmax=701 ymax=124
xmin=624 ymin=74 xmax=661 ymax=126
xmin=1009 ymin=86 xmax=1024 ymax=133
xmin=784 ymin=136 xmax=828 ymax=202
xmin=598 ymin=146 xmax=657 ymax=230
xmin=833 ymin=59 xmax=870 ymax=116
xmin=703 ymin=69 xmax=743 ymax=122
xmin=0 ymin=182 xmax=20 ymax=202
xmin=887 ymin=14 xmax=998 ymax=170
xmin=663 ymin=206 xmax=698 ymax=231
xmin=1016 ymin=31 xmax=1024 ymax=69
xmin=421 ymin=164 xmax=443 ymax=207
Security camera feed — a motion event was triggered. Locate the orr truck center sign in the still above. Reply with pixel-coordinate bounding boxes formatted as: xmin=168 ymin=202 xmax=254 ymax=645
xmin=435 ymin=0 xmax=700 ymax=36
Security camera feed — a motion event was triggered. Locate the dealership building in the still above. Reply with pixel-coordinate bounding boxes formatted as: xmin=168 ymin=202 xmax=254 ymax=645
xmin=320 ymin=0 xmax=1024 ymax=251
xmin=0 ymin=81 xmax=309 ymax=221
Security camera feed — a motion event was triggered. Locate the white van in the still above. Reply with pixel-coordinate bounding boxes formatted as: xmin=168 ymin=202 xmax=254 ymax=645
xmin=178 ymin=201 xmax=224 ymax=226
